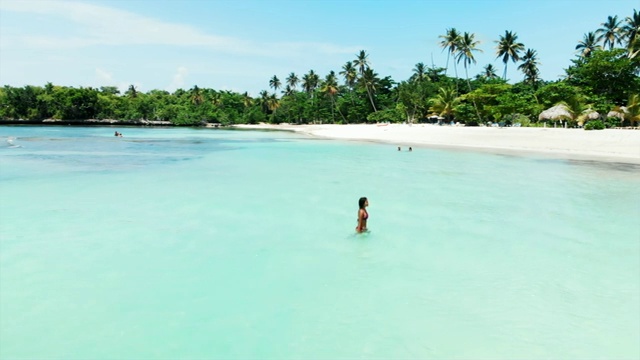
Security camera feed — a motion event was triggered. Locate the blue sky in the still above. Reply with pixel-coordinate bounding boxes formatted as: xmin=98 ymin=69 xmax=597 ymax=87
xmin=0 ymin=0 xmax=636 ymax=96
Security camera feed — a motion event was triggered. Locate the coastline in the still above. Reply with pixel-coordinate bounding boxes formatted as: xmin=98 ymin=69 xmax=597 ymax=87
xmin=233 ymin=124 xmax=640 ymax=164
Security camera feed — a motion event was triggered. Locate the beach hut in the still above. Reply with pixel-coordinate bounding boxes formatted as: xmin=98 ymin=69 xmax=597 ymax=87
xmin=607 ymin=107 xmax=627 ymax=120
xmin=577 ymin=109 xmax=600 ymax=127
xmin=538 ymin=104 xmax=573 ymax=127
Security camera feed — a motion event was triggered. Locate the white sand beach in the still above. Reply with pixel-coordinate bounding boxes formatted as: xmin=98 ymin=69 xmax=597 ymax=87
xmin=234 ymin=124 xmax=640 ymax=164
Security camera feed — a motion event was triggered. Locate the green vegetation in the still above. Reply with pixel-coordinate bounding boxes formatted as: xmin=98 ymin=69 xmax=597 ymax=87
xmin=584 ymin=120 xmax=605 ymax=130
xmin=1 ymin=10 xmax=638 ymax=128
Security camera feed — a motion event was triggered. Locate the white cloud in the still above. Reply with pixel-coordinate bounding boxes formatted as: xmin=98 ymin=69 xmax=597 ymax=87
xmin=95 ymin=68 xmax=114 ymax=85
xmin=0 ymin=0 xmax=360 ymax=57
xmin=166 ymin=66 xmax=188 ymax=92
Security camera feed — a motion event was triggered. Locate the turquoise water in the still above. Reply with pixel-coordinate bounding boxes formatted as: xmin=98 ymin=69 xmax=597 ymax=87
xmin=1 ymin=126 xmax=639 ymax=359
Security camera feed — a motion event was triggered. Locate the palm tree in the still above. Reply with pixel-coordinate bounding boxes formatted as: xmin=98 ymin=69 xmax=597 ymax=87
xmin=361 ymin=67 xmax=379 ymax=112
xmin=625 ymin=93 xmax=640 ymax=126
xmin=354 ymin=50 xmax=378 ymax=112
xmin=410 ymin=62 xmax=429 ymax=83
xmin=302 ymin=70 xmax=320 ymax=121
xmin=456 ymin=32 xmax=483 ymax=121
xmin=258 ymin=90 xmax=270 ymax=113
xmin=189 ymin=85 xmax=203 ymax=105
xmin=267 ymin=94 xmax=280 ymax=114
xmin=596 ymin=15 xmax=623 ymax=50
xmin=301 ymin=70 xmax=319 ymax=96
xmin=282 ymin=85 xmax=293 ymax=97
xmin=241 ymin=91 xmax=253 ymax=118
xmin=495 ymin=30 xmax=524 ymax=80
xmin=340 ymin=61 xmax=357 ymax=106
xmin=269 ymin=75 xmax=281 ymax=96
xmin=439 ymin=28 xmax=461 ymax=77
xmin=456 ymin=32 xmax=482 ymax=90
xmin=518 ymin=49 xmax=540 ymax=85
xmin=286 ymin=73 xmax=299 ymax=91
xmin=429 ymin=86 xmax=460 ymax=121
xmin=354 ymin=50 xmax=370 ymax=77
xmin=320 ymin=71 xmax=345 ymax=123
xmin=482 ymin=64 xmax=499 ymax=79
xmin=125 ymin=84 xmax=138 ymax=98
xmin=629 ymin=35 xmax=640 ymax=59
xmin=575 ymin=32 xmax=601 ymax=58
xmin=623 ymin=9 xmax=640 ymax=56
xmin=340 ymin=61 xmax=357 ymax=89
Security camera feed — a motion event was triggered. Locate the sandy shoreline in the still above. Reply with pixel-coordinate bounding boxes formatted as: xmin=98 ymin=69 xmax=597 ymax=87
xmin=233 ymin=124 xmax=640 ymax=164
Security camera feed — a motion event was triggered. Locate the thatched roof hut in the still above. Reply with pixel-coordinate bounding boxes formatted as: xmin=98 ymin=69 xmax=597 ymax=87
xmin=583 ymin=109 xmax=600 ymax=120
xmin=607 ymin=106 xmax=628 ymax=120
xmin=538 ymin=104 xmax=573 ymax=121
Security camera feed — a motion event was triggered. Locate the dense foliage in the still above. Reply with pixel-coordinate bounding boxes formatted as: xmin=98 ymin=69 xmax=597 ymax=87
xmin=1 ymin=10 xmax=638 ymax=127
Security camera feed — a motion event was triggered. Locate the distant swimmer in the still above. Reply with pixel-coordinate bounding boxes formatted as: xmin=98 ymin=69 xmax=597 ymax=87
xmin=356 ymin=197 xmax=369 ymax=233
xmin=397 ymin=146 xmax=401 ymax=151
xmin=114 ymin=131 xmax=123 ymax=137
xmin=409 ymin=147 xmax=412 ymax=152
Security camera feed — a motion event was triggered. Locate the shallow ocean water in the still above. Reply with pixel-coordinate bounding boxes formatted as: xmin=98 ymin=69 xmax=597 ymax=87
xmin=1 ymin=126 xmax=639 ymax=359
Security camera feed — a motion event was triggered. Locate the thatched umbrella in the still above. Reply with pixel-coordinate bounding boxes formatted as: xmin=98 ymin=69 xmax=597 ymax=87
xmin=539 ymin=104 xmax=573 ymax=127
xmin=577 ymin=109 xmax=600 ymax=126
xmin=538 ymin=104 xmax=573 ymax=121
xmin=607 ymin=106 xmax=627 ymax=120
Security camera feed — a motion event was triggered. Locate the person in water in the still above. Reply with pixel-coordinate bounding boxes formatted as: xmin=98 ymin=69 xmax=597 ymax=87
xmin=356 ymin=197 xmax=369 ymax=233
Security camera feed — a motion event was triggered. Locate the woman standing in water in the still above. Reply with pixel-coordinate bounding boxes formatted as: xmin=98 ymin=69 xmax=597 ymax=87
xmin=356 ymin=197 xmax=369 ymax=233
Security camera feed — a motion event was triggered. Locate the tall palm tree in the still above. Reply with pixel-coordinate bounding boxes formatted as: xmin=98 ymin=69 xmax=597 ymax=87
xmin=354 ymin=50 xmax=378 ymax=112
xmin=320 ymin=71 xmax=345 ymax=123
xmin=339 ymin=61 xmax=357 ymax=107
xmin=456 ymin=32 xmax=482 ymax=89
xmin=623 ymin=9 xmax=640 ymax=56
xmin=439 ymin=28 xmax=461 ymax=77
xmin=518 ymin=48 xmax=540 ymax=85
xmin=596 ymin=15 xmax=623 ymax=50
xmin=361 ymin=68 xmax=380 ymax=112
xmin=482 ymin=64 xmax=498 ymax=79
xmin=339 ymin=61 xmax=357 ymax=89
xmin=575 ymin=32 xmax=601 ymax=58
xmin=286 ymin=73 xmax=299 ymax=91
xmin=354 ymin=50 xmax=370 ymax=77
xmin=269 ymin=75 xmax=281 ymax=96
xmin=456 ymin=32 xmax=482 ymax=121
xmin=411 ymin=62 xmax=429 ymax=83
xmin=302 ymin=70 xmax=320 ymax=121
xmin=495 ymin=30 xmax=524 ymax=80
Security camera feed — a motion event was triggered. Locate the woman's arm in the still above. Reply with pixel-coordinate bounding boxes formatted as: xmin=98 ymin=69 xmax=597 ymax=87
xmin=356 ymin=209 xmax=364 ymax=232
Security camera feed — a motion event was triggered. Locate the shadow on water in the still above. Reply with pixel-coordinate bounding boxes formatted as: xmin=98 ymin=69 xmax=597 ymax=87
xmin=564 ymin=159 xmax=640 ymax=173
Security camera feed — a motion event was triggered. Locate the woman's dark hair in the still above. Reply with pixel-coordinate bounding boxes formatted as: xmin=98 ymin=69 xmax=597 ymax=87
xmin=358 ymin=197 xmax=367 ymax=209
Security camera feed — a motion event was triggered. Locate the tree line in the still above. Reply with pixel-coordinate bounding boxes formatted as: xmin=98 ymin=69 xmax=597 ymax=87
xmin=1 ymin=10 xmax=638 ymax=127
